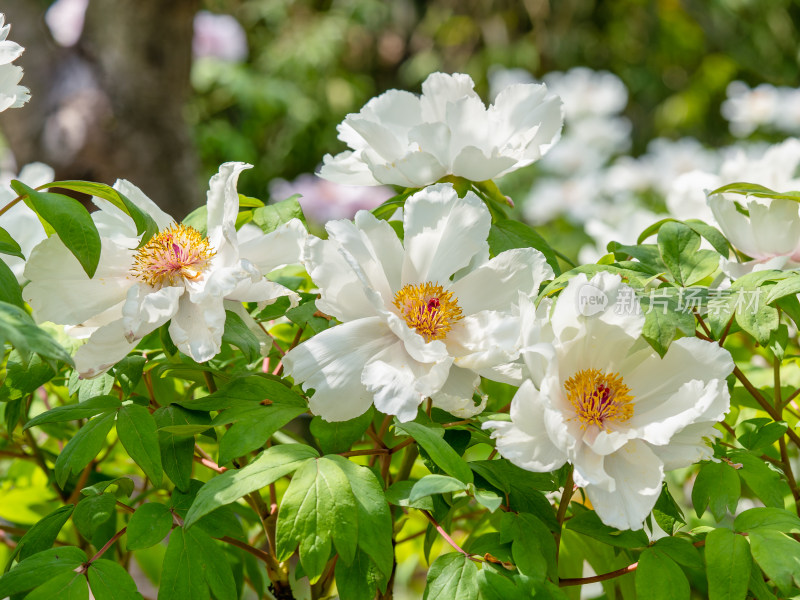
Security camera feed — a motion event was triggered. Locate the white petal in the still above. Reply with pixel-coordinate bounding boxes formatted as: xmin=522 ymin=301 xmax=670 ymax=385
xmin=748 ymin=198 xmax=800 ymax=258
xmin=319 ymin=150 xmax=381 ymax=186
xmin=168 ymin=294 xmax=227 ymax=362
xmin=237 ymin=219 xmax=307 ymax=274
xmin=383 ymin=311 xmax=451 ymax=364
xmin=362 ymin=342 xmax=452 ymax=423
xmin=23 ymin=235 xmax=133 ymax=326
xmin=708 ymin=194 xmax=760 ymax=258
xmin=283 ymin=317 xmax=395 ymax=421
xmin=364 ymin=150 xmax=447 ymax=188
xmin=122 ymin=285 xmax=182 ymax=341
xmin=448 ymin=310 xmax=522 ymax=370
xmin=650 ymin=422 xmax=719 ymax=471
xmin=206 ymin=162 xmax=252 ymax=262
xmin=484 ymin=379 xmax=568 ymax=472
xmin=326 ymin=211 xmax=404 ymax=302
xmin=420 ymin=72 xmax=479 ymax=122
xmin=431 ymin=366 xmax=485 ymax=418
xmin=346 ymin=117 xmax=406 ymax=162
xmin=93 ymin=179 xmax=174 ymax=238
xmin=450 ymin=247 xmax=553 ymax=315
xmin=74 ymin=320 xmax=138 ymax=379
xmin=304 ymin=235 xmax=378 ymax=322
xmin=583 ymin=440 xmax=664 ymax=531
xmin=401 ymin=184 xmax=490 ymax=284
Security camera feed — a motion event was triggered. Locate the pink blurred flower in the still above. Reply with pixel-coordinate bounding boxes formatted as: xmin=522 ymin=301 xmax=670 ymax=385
xmin=193 ymin=11 xmax=248 ymax=62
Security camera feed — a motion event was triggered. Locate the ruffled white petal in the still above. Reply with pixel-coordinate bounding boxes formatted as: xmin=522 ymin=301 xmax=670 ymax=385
xmin=122 ymin=285 xmax=182 ymax=341
xmin=168 ymin=294 xmax=227 ymax=362
xmin=283 ymin=317 xmax=396 ymax=422
xmin=401 ymin=184 xmax=490 ymax=284
xmin=237 ymin=219 xmax=307 ymax=274
xmin=206 ymin=162 xmax=251 ymax=264
xmin=430 ymin=365 xmax=485 ymax=418
xmin=74 ymin=320 xmax=138 ymax=379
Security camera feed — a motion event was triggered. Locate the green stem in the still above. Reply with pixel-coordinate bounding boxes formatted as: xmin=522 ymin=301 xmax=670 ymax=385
xmin=555 ymin=466 xmax=575 ymax=570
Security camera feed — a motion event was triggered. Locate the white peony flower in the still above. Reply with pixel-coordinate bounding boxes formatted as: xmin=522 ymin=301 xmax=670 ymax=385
xmin=319 ymin=72 xmax=563 ymax=188
xmin=24 ymin=162 xmax=306 ymax=377
xmin=543 ymin=67 xmax=628 ymax=120
xmin=283 ymin=183 xmax=553 ymax=423
xmin=721 ymin=81 xmax=779 ymax=138
xmin=484 ymin=272 xmax=733 ymax=530
xmin=0 ymin=162 xmax=54 ymax=282
xmin=0 ymin=14 xmax=30 ymax=112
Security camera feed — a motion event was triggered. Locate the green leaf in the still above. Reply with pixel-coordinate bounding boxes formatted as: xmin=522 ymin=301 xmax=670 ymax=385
xmin=487 ymin=219 xmax=561 ymax=276
xmin=683 ymin=219 xmax=731 ymax=257
xmin=477 ymin=568 xmax=528 ymax=600
xmin=395 ymin=421 xmax=473 ymax=484
xmin=221 ymin=310 xmax=261 ymax=363
xmin=737 ymin=419 xmax=788 ymax=451
xmin=182 ymin=205 xmax=208 ymax=237
xmin=41 ymin=180 xmax=158 ymax=246
xmin=709 ymin=182 xmax=800 ymax=203
xmin=72 ymin=372 xmax=114 ymax=402
xmin=640 ymin=291 xmax=697 ymax=356
xmin=0 ymin=547 xmax=86 ymax=596
xmin=635 ymin=547 xmax=690 ymax=600
xmin=252 ymin=196 xmax=306 ymax=233
xmin=181 ymin=374 xmax=303 ymax=411
xmin=652 ymin=483 xmax=686 ymax=535
xmin=73 ymin=493 xmax=116 ymax=540
xmin=87 ymin=559 xmax=144 ymax=600
xmin=0 ymin=224 xmax=24 ymax=259
xmin=11 ymin=181 xmax=101 ymax=277
xmin=651 ymin=537 xmax=699 ymax=567
xmin=8 ymin=505 xmax=74 ymax=564
xmin=705 ymin=528 xmax=751 ymax=600
xmin=1 ymin=353 xmax=56 ymax=402
xmin=184 ymin=527 xmax=237 ymax=600
xmin=473 ymin=488 xmax=503 ymax=513
xmin=24 ymin=570 xmax=89 ymax=600
xmin=408 ymin=475 xmax=468 ymax=503
xmin=0 ymin=258 xmax=24 ymax=308
xmin=736 ymin=301 xmax=779 ymax=346
xmin=81 ymin=477 xmax=134 ymax=499
xmin=54 ymin=411 xmax=116 ymax=487
xmin=216 ymin=401 xmax=307 ymax=466
xmin=0 ymin=301 xmax=73 ymax=365
xmin=328 ymin=456 xmax=394 ymax=578
xmin=422 ymin=553 xmax=479 ymax=600
xmin=734 ymin=507 xmax=800 ymax=534
xmin=126 ymin=503 xmax=173 ymax=550
xmin=112 ymin=356 xmax=147 ymax=398
xmin=334 ymin=549 xmax=385 ymax=600
xmin=116 ymin=404 xmax=163 ymax=485
xmin=24 ymin=395 xmax=121 ymax=430
xmin=565 ymin=506 xmax=649 ymax=548
xmin=157 ymin=528 xmax=208 ymax=600
xmin=384 ymin=480 xmax=434 ymax=511
xmin=691 ymin=461 xmax=740 ymax=520
xmin=502 ymin=513 xmax=557 ymax=582
xmin=748 ymin=528 xmax=800 ymax=595
xmin=657 ymin=221 xmax=719 ymax=286
xmin=185 ymin=444 xmax=318 ymax=528
xmin=310 ymin=407 xmax=373 ymax=454
xmin=731 ymin=451 xmax=790 ymax=508
xmin=154 ymin=405 xmax=208 ymax=492
xmin=275 ymin=457 xmax=358 ymax=582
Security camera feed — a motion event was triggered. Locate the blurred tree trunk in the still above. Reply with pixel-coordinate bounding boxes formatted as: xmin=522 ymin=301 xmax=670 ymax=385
xmin=0 ymin=0 xmax=201 ymax=218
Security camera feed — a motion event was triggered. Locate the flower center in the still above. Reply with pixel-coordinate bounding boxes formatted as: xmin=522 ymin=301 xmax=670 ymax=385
xmin=131 ymin=223 xmax=215 ymax=288
xmin=393 ymin=282 xmax=463 ymax=342
xmin=564 ymin=369 xmax=634 ymax=430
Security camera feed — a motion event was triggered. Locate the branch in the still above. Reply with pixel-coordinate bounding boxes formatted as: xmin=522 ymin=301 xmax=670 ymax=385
xmin=560 ymin=562 xmax=638 ymax=587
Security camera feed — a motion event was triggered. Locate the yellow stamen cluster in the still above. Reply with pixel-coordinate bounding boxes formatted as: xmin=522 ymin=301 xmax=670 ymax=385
xmin=564 ymin=369 xmax=634 ymax=430
xmin=131 ymin=223 xmax=214 ymax=288
xmin=393 ymin=282 xmax=463 ymax=342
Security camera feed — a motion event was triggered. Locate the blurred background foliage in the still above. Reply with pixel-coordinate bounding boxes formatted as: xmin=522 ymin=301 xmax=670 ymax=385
xmin=189 ymin=0 xmax=800 ymax=198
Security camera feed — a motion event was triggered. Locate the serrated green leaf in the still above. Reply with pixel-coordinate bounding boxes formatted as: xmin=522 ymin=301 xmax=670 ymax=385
xmin=422 ymin=553 xmax=479 ymax=600
xmin=116 ymin=404 xmax=162 ymax=485
xmin=87 ymin=559 xmax=143 ymax=600
xmin=635 ymin=547 xmax=689 ymax=600
xmin=55 ymin=411 xmax=116 ymax=487
xmin=275 ymin=457 xmax=358 ymax=582
xmin=691 ymin=461 xmax=740 ymax=520
xmin=395 ymin=421 xmax=473 ymax=484
xmin=185 ymin=444 xmax=318 ymax=528
xmin=126 ymin=503 xmax=173 ymax=550
xmin=0 ymin=547 xmax=86 ymax=596
xmin=11 ymin=181 xmax=101 ymax=277
xmin=24 ymin=395 xmax=121 ymax=430
xmin=705 ymin=528 xmax=751 ymax=600
xmin=73 ymin=493 xmax=116 ymax=540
